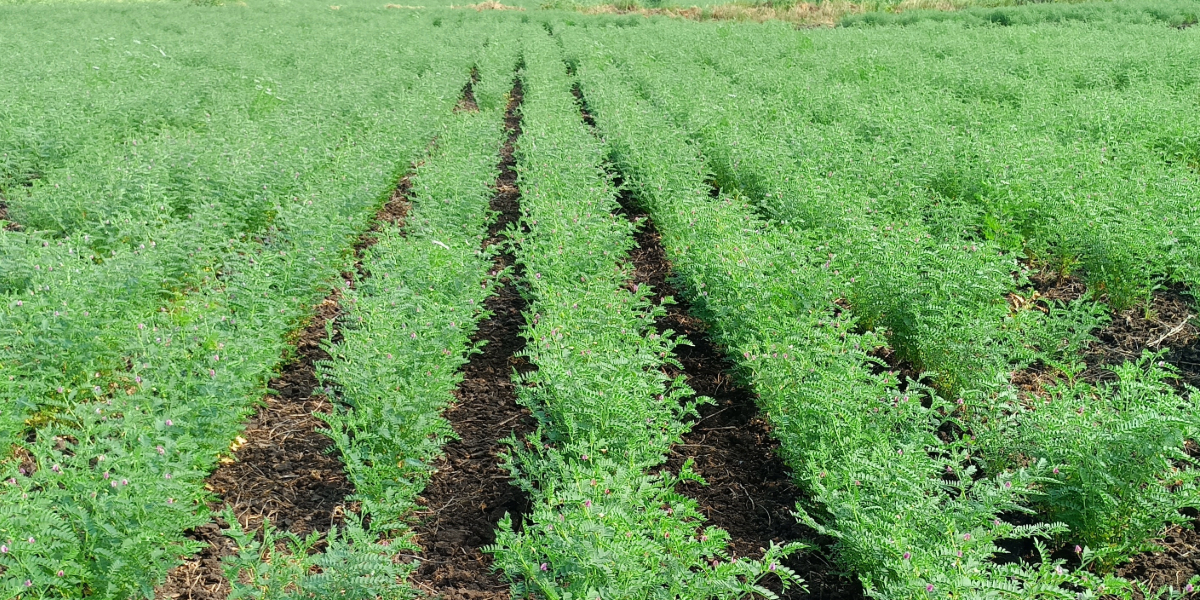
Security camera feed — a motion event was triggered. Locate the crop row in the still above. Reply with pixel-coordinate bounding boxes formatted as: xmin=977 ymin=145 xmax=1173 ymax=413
xmin=483 ymin=30 xmax=799 ymax=598
xmin=570 ymin=19 xmax=1200 ymax=582
xmin=561 ymin=32 xmax=1162 ymax=598
xmin=0 ymin=12 xmax=501 ymax=596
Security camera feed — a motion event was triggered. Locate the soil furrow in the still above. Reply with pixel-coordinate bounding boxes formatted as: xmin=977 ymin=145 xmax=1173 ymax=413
xmin=155 ymin=169 xmax=417 ymax=600
xmin=408 ymin=78 xmax=534 ymax=600
xmin=568 ymin=79 xmax=861 ymax=599
xmin=456 ymin=67 xmax=481 ymax=113
xmin=616 ymin=189 xmax=863 ymax=600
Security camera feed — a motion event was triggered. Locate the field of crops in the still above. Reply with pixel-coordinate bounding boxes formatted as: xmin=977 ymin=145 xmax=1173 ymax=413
xmin=1 ymin=0 xmax=1198 ymax=598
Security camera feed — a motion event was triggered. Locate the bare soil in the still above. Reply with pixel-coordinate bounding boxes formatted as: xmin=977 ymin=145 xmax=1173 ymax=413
xmin=407 ymin=79 xmax=533 ymax=600
xmin=455 ymin=67 xmax=481 ymax=114
xmin=0 ymin=200 xmax=20 ymax=230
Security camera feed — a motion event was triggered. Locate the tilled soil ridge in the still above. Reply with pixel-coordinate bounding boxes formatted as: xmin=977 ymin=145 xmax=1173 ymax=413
xmin=408 ymin=79 xmax=535 ymax=600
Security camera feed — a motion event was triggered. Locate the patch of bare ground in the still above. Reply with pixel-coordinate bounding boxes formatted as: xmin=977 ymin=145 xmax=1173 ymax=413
xmin=407 ymin=79 xmax=534 ymax=600
xmin=1021 ymin=270 xmax=1199 ymax=391
xmin=156 ymin=159 xmax=417 ymax=600
xmin=1014 ymin=270 xmax=1200 ymax=593
xmin=455 ymin=68 xmax=481 ymax=114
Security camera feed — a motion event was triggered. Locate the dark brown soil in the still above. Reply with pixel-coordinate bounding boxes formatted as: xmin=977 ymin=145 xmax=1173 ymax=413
xmin=157 ymin=159 xmax=418 ymax=600
xmin=455 ymin=67 xmax=481 ymax=113
xmin=1024 ymin=271 xmax=1199 ymax=390
xmin=408 ymin=79 xmax=533 ymax=600
xmin=1116 ymin=524 xmax=1200 ymax=597
xmin=616 ymin=195 xmax=863 ymax=600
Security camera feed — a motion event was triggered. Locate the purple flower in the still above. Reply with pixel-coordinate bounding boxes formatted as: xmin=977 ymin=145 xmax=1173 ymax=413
xmin=25 ymin=580 xmax=31 ymax=588
xmin=52 ymin=464 xmax=61 ymax=473
xmin=903 ymin=552 xmax=911 ymax=560
xmin=165 ymin=419 xmax=173 ymax=427
xmin=1184 ymin=583 xmax=1193 ymax=593
xmin=768 ymin=563 xmax=776 ymax=572
xmin=157 ymin=446 xmax=165 ymax=455
xmin=1053 ymin=467 xmax=1060 ymax=474
xmin=27 ymin=537 xmax=34 ymax=544
xmin=584 ymin=499 xmax=592 ymax=508
xmin=1004 ymin=481 xmax=1012 ymax=489
xmin=103 ymin=472 xmax=109 ymax=479
xmin=1 ymin=545 xmax=8 ymax=553
xmin=926 ymin=584 xmax=934 ymax=592
xmin=963 ymin=534 xmax=971 ymax=541
xmin=164 ymin=473 xmax=172 ymax=480
xmin=136 ymin=376 xmax=142 ymax=384
xmin=540 ymin=562 xmax=548 ymax=571
xmin=121 ymin=479 xmax=128 ymax=486
xmin=209 ymin=369 xmax=216 ymax=378
xmin=57 ymin=570 xmax=64 ymax=577
xmin=1074 ymin=545 xmax=1082 ymax=554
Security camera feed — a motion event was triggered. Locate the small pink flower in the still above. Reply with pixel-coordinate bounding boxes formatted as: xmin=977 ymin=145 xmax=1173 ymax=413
xmin=167 ymin=498 xmax=175 ymax=505
xmin=581 ymin=454 xmax=589 ymax=461
xmin=540 ymin=562 xmax=548 ymax=571
xmin=768 ymin=563 xmax=776 ymax=571
xmin=1184 ymin=583 xmax=1193 ymax=593
xmin=903 ymin=552 xmax=911 ymax=560
xmin=164 ymin=473 xmax=172 ymax=480
xmin=57 ymin=570 xmax=64 ymax=577
xmin=25 ymin=580 xmax=32 ymax=587
xmin=103 ymin=471 xmax=109 ymax=479
xmin=584 ymin=499 xmax=592 ymax=508
xmin=1 ymin=545 xmax=8 ymax=553
xmin=52 ymin=464 xmax=61 ymax=473
xmin=1004 ymin=481 xmax=1012 ymax=489
xmin=165 ymin=419 xmax=173 ymax=426
xmin=1074 ymin=545 xmax=1082 ymax=554
xmin=209 ymin=369 xmax=216 ymax=377
xmin=135 ymin=376 xmax=142 ymax=384
xmin=121 ymin=479 xmax=128 ymax=486
xmin=963 ymin=534 xmax=971 ymax=541
xmin=28 ymin=537 xmax=35 ymax=544
xmin=926 ymin=584 xmax=934 ymax=592
xmin=898 ymin=449 xmax=904 ymax=456
xmin=157 ymin=446 xmax=165 ymax=455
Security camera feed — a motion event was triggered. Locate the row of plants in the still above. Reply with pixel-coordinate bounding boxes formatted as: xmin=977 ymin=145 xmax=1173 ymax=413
xmin=0 ymin=11 xmax=508 ymax=597
xmin=216 ymin=93 xmax=514 ymax=599
xmin=0 ymin=6 xmax=499 ymax=441
xmin=563 ymin=37 xmax=1164 ymax=598
xmin=560 ymin=16 xmax=1199 ymax=580
xmin=483 ymin=30 xmax=801 ymax=598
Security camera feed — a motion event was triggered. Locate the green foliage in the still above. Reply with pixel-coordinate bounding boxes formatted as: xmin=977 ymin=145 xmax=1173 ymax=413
xmin=219 ymin=511 xmax=414 ymax=600
xmin=485 ymin=32 xmax=803 ymax=598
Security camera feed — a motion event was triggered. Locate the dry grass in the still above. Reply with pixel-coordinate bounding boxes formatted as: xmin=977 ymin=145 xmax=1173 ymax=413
xmin=575 ymin=1 xmax=865 ymax=26
xmin=459 ymin=0 xmax=526 ymax=9
xmin=384 ymin=3 xmax=426 ymax=7
xmin=566 ymin=0 xmax=1032 ymax=26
